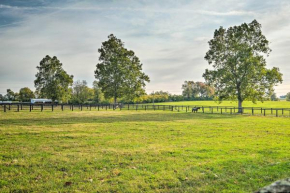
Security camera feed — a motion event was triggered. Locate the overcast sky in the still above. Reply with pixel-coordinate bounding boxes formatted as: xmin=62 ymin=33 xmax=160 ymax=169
xmin=0 ymin=0 xmax=290 ymax=96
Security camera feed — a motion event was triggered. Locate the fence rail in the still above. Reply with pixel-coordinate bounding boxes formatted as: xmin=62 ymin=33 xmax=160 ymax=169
xmin=1 ymin=103 xmax=290 ymax=117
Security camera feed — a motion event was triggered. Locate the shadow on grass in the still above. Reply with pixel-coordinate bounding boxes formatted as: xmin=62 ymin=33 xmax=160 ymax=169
xmin=0 ymin=111 xmax=238 ymax=127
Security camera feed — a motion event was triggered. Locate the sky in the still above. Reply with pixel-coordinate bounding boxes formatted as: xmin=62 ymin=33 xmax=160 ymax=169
xmin=0 ymin=0 xmax=290 ymax=96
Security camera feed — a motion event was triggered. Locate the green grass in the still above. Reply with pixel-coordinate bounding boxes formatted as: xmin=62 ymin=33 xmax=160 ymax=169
xmin=0 ymin=109 xmax=290 ymax=192
xmin=153 ymin=100 xmax=290 ymax=108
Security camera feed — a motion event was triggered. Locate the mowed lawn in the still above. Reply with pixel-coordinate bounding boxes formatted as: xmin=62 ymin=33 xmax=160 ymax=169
xmin=0 ymin=109 xmax=290 ymax=192
xmin=153 ymin=100 xmax=290 ymax=108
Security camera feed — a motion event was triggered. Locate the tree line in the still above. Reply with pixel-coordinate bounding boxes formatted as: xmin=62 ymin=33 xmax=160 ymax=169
xmin=1 ymin=20 xmax=288 ymax=108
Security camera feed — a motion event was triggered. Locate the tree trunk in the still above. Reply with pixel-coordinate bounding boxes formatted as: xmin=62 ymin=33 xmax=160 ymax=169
xmin=238 ymin=100 xmax=243 ymax=113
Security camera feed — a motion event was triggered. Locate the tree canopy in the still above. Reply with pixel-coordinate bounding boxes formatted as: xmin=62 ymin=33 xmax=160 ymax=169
xmin=95 ymin=34 xmax=150 ymax=103
xmin=70 ymin=80 xmax=94 ymax=104
xmin=182 ymin=81 xmax=214 ymax=99
xmin=34 ymin=55 xmax=73 ymax=102
xmin=19 ymin=87 xmax=35 ymax=102
xmin=203 ymin=20 xmax=283 ymax=111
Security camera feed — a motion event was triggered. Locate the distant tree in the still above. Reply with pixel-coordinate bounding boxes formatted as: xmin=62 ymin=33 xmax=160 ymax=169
xmin=95 ymin=34 xmax=150 ymax=104
xmin=203 ymin=20 xmax=283 ymax=112
xmin=92 ymin=81 xmax=104 ymax=103
xmin=0 ymin=94 xmax=4 ymax=101
xmin=34 ymin=55 xmax=73 ymax=102
xmin=19 ymin=87 xmax=35 ymax=102
xmin=71 ymin=80 xmax=94 ymax=104
xmin=286 ymin=92 xmax=290 ymax=101
xmin=182 ymin=81 xmax=214 ymax=99
xmin=182 ymin=81 xmax=195 ymax=98
xmin=5 ymin=89 xmax=16 ymax=101
xmin=270 ymin=93 xmax=279 ymax=101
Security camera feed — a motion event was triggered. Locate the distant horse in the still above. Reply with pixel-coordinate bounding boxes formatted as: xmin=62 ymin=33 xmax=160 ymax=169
xmin=192 ymin=107 xmax=200 ymax=113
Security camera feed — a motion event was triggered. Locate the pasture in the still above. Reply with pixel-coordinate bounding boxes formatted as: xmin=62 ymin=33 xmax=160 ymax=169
xmin=153 ymin=100 xmax=290 ymax=108
xmin=0 ymin=106 xmax=290 ymax=192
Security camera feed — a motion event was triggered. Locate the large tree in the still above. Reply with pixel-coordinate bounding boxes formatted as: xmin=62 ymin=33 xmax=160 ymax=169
xmin=34 ymin=55 xmax=73 ymax=102
xmin=203 ymin=20 xmax=282 ymax=112
xmin=19 ymin=87 xmax=35 ymax=102
xmin=95 ymin=34 xmax=150 ymax=103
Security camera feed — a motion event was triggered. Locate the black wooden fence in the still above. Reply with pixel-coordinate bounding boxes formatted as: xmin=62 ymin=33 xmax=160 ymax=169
xmin=0 ymin=103 xmax=290 ymax=117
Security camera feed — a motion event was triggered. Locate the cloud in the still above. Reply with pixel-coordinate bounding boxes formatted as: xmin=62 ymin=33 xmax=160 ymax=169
xmin=0 ymin=0 xmax=290 ymax=96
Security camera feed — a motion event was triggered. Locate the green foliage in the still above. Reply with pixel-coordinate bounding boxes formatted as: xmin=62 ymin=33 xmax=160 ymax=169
xmin=18 ymin=87 xmax=35 ymax=102
xmin=182 ymin=81 xmax=214 ymax=99
xmin=5 ymin=89 xmax=18 ymax=101
xmin=95 ymin=34 xmax=150 ymax=103
xmin=270 ymin=93 xmax=279 ymax=101
xmin=92 ymin=81 xmax=104 ymax=103
xmin=34 ymin=55 xmax=73 ymax=102
xmin=286 ymin=92 xmax=290 ymax=101
xmin=203 ymin=20 xmax=283 ymax=109
xmin=70 ymin=80 xmax=94 ymax=104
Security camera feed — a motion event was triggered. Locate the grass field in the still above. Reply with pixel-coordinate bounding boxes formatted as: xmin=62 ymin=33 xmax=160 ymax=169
xmin=0 ymin=108 xmax=290 ymax=192
xmin=153 ymin=100 xmax=290 ymax=108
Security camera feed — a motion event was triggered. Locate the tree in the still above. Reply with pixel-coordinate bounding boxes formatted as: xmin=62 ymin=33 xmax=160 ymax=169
xmin=286 ymin=92 xmax=290 ymax=101
xmin=34 ymin=55 xmax=73 ymax=102
xmin=19 ymin=87 xmax=35 ymax=102
xmin=95 ymin=34 xmax=150 ymax=104
xmin=71 ymin=80 xmax=94 ymax=104
xmin=203 ymin=20 xmax=283 ymax=112
xmin=182 ymin=81 xmax=195 ymax=98
xmin=182 ymin=81 xmax=214 ymax=99
xmin=270 ymin=93 xmax=279 ymax=101
xmin=0 ymin=94 xmax=4 ymax=101
xmin=5 ymin=89 xmax=17 ymax=101
xmin=92 ymin=81 xmax=104 ymax=103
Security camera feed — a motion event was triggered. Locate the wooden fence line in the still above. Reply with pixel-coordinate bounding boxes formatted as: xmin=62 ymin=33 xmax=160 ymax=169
xmin=1 ymin=103 xmax=290 ymax=117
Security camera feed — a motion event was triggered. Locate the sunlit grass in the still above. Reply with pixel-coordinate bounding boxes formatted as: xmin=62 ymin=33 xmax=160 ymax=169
xmin=0 ymin=109 xmax=289 ymax=192
xmin=153 ymin=100 xmax=290 ymax=108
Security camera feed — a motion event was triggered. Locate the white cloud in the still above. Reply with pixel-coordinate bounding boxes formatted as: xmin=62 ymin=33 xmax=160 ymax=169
xmin=0 ymin=0 xmax=290 ymax=96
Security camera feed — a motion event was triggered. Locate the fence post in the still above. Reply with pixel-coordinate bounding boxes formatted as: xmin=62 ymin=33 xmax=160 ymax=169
xmin=90 ymin=105 xmax=91 ymax=111
xmin=230 ymin=108 xmax=232 ymax=114
xmin=271 ymin=108 xmax=273 ymax=114
xmin=221 ymin=108 xmax=222 ymax=114
xmin=52 ymin=105 xmax=54 ymax=111
xmin=98 ymin=105 xmax=99 ymax=111
xmin=72 ymin=105 xmax=74 ymax=111
xmin=4 ymin=105 xmax=6 ymax=112
xmin=61 ymin=104 xmax=64 ymax=111
xmin=30 ymin=104 xmax=32 ymax=112
xmin=21 ymin=104 xmax=23 ymax=110
xmin=252 ymin=108 xmax=254 ymax=115
xmin=41 ymin=104 xmax=43 ymax=112
xmin=264 ymin=109 xmax=266 ymax=116
xmin=282 ymin=109 xmax=284 ymax=115
xmin=276 ymin=110 xmax=278 ymax=117
xmin=202 ymin=107 xmax=204 ymax=113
